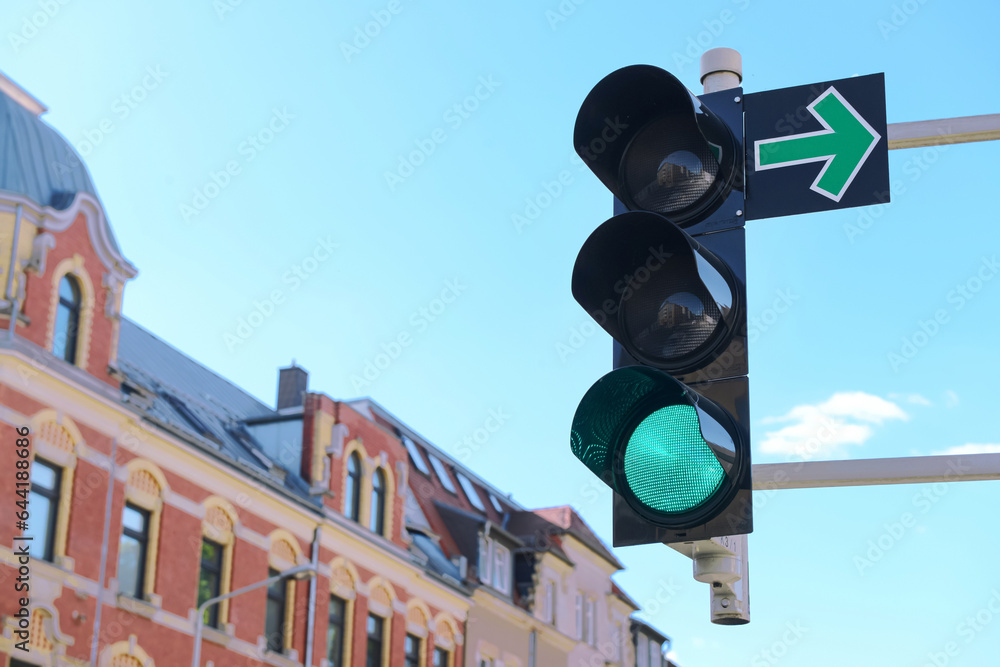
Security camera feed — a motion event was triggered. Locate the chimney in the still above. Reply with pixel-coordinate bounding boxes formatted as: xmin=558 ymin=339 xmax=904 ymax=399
xmin=276 ymin=362 xmax=308 ymax=410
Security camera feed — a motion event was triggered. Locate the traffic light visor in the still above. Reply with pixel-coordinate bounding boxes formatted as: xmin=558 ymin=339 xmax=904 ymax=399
xmin=573 ymin=65 xmax=740 ymax=226
xmin=571 ymin=211 xmax=741 ymax=375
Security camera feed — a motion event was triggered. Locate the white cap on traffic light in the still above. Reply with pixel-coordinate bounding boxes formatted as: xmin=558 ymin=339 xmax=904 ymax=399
xmin=700 ymin=48 xmax=743 ymax=93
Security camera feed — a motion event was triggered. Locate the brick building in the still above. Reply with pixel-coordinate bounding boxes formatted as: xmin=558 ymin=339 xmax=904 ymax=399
xmin=0 ymin=72 xmax=673 ymax=667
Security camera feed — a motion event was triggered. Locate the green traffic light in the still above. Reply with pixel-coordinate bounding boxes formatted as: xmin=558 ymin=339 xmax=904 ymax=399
xmin=623 ymin=405 xmax=725 ymax=514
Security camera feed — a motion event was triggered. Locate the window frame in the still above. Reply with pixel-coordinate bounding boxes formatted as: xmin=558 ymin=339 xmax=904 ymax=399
xmin=488 ymin=493 xmax=504 ymax=514
xmin=492 ymin=543 xmax=510 ymax=594
xmin=575 ymin=592 xmax=583 ymax=640
xmin=426 ymin=453 xmax=457 ymax=494
xmin=404 ymin=633 xmax=422 ymax=667
xmin=455 ymin=472 xmax=486 ymax=512
xmin=265 ymin=568 xmax=287 ymax=653
xmin=433 ymin=647 xmax=450 ymax=667
xmin=585 ymin=597 xmax=595 ymax=646
xmin=345 ymin=451 xmax=362 ymax=522
xmin=478 ymin=535 xmax=492 ymax=584
xmin=369 ymin=467 xmax=386 ymax=535
xmin=366 ymin=613 xmax=385 ymax=667
xmin=637 ymin=634 xmax=649 ymax=667
xmin=117 ymin=503 xmax=150 ymax=599
xmin=402 ymin=435 xmax=431 ymax=475
xmin=197 ymin=538 xmax=224 ymax=628
xmin=543 ymin=580 xmax=555 ymax=624
xmin=28 ymin=457 xmax=61 ymax=562
xmin=327 ymin=594 xmax=347 ymax=667
xmin=53 ymin=274 xmax=81 ymax=364
xmin=649 ymin=638 xmax=662 ymax=667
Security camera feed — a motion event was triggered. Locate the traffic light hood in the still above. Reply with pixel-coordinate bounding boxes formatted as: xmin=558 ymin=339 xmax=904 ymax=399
xmin=571 ymin=211 xmax=742 ymax=376
xmin=573 ymin=65 xmax=742 ymax=226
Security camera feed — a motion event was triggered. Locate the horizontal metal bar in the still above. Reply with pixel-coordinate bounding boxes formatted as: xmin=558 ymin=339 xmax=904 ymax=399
xmin=887 ymin=113 xmax=1000 ymax=149
xmin=752 ymin=453 xmax=1000 ymax=490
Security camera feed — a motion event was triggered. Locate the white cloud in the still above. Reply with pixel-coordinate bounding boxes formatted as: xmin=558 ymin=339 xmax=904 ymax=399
xmin=760 ymin=392 xmax=908 ymax=460
xmin=889 ymin=392 xmax=932 ymax=407
xmin=933 ymin=443 xmax=1000 ymax=456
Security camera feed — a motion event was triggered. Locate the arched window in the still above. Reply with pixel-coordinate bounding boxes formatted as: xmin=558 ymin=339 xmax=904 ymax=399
xmin=369 ymin=468 xmax=386 ymax=535
xmin=119 ymin=462 xmax=167 ymax=603
xmin=53 ymin=275 xmax=81 ymax=364
xmin=345 ymin=452 xmax=361 ymax=522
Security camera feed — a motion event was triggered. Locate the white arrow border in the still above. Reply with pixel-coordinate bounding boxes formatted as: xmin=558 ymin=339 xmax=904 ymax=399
xmin=753 ymin=86 xmax=881 ymax=202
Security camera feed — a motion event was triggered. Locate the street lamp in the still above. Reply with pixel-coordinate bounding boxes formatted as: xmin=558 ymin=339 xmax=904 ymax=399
xmin=191 ymin=563 xmax=317 ymax=667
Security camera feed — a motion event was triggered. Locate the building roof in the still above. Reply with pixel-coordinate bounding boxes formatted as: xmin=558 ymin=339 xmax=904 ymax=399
xmin=0 ymin=73 xmax=103 ymax=214
xmin=532 ymin=505 xmax=623 ymax=570
xmin=116 ymin=317 xmax=316 ymax=504
xmin=503 ymin=511 xmax=573 ymax=565
xmin=632 ymin=616 xmax=672 ymax=646
xmin=612 ymin=582 xmax=640 ymax=610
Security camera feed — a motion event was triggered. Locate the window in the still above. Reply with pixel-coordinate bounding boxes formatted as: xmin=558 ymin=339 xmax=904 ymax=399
xmin=488 ymin=494 xmax=503 ymax=514
xmin=649 ymin=639 xmax=662 ymax=667
xmin=611 ymin=621 xmax=622 ymax=660
xmin=427 ymin=453 xmax=457 ymax=493
xmin=369 ymin=468 xmax=386 ymax=535
xmin=117 ymin=503 xmax=149 ymax=599
xmin=575 ymin=592 xmax=583 ymax=640
xmin=265 ymin=568 xmax=287 ymax=653
xmin=345 ymin=452 xmax=361 ymax=521
xmin=455 ymin=472 xmax=486 ymax=512
xmin=542 ymin=580 xmax=555 ymax=624
xmin=327 ymin=595 xmax=346 ymax=666
xmin=492 ymin=543 xmax=510 ymax=594
xmin=53 ymin=275 xmax=81 ymax=364
xmin=366 ymin=614 xmax=384 ymax=667
xmin=404 ymin=634 xmax=421 ymax=667
xmin=433 ymin=648 xmax=450 ymax=667
xmin=477 ymin=535 xmax=492 ymax=584
xmin=403 ymin=436 xmax=430 ymax=475
xmin=26 ymin=458 xmax=61 ymax=562
xmin=637 ymin=635 xmax=649 ymax=667
xmin=197 ymin=539 xmax=224 ymax=628
xmin=585 ymin=598 xmax=595 ymax=646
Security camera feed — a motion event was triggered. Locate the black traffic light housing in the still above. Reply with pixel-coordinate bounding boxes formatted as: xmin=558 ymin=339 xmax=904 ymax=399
xmin=570 ymin=65 xmax=752 ymax=546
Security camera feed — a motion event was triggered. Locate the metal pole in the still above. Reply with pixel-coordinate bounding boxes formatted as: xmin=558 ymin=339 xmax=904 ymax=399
xmin=191 ymin=563 xmax=316 ymax=667
xmin=90 ymin=435 xmax=119 ymax=666
xmin=753 ymin=452 xmax=1000 ymax=490
xmin=303 ymin=526 xmax=320 ymax=667
xmin=5 ymin=203 xmax=22 ymax=338
xmin=888 ymin=113 xmax=1000 ymax=149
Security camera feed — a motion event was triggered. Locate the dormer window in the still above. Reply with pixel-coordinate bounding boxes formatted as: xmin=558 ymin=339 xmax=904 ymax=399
xmin=53 ymin=275 xmax=81 ymax=364
xmin=477 ymin=535 xmax=511 ymax=595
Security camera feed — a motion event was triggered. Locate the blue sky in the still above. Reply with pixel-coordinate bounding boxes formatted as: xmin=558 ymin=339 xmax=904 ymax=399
xmin=6 ymin=0 xmax=1000 ymax=664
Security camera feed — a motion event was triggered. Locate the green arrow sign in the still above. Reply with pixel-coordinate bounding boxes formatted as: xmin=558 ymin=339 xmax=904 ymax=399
xmin=753 ymin=86 xmax=881 ymax=202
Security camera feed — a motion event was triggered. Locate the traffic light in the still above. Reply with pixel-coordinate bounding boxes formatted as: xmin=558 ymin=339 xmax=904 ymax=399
xmin=569 ymin=65 xmax=752 ymax=546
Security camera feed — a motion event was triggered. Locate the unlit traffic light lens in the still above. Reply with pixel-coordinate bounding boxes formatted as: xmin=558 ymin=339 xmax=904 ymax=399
xmin=623 ymin=405 xmax=725 ymax=513
xmin=621 ymin=115 xmax=722 ymax=218
xmin=618 ymin=248 xmax=734 ymax=371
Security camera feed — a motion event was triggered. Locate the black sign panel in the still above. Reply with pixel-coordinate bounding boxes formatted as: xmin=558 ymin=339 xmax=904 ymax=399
xmin=744 ymin=73 xmax=889 ymax=220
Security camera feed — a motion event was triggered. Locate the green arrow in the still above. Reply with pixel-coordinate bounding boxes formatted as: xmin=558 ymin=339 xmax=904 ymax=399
xmin=754 ymin=86 xmax=880 ymax=202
